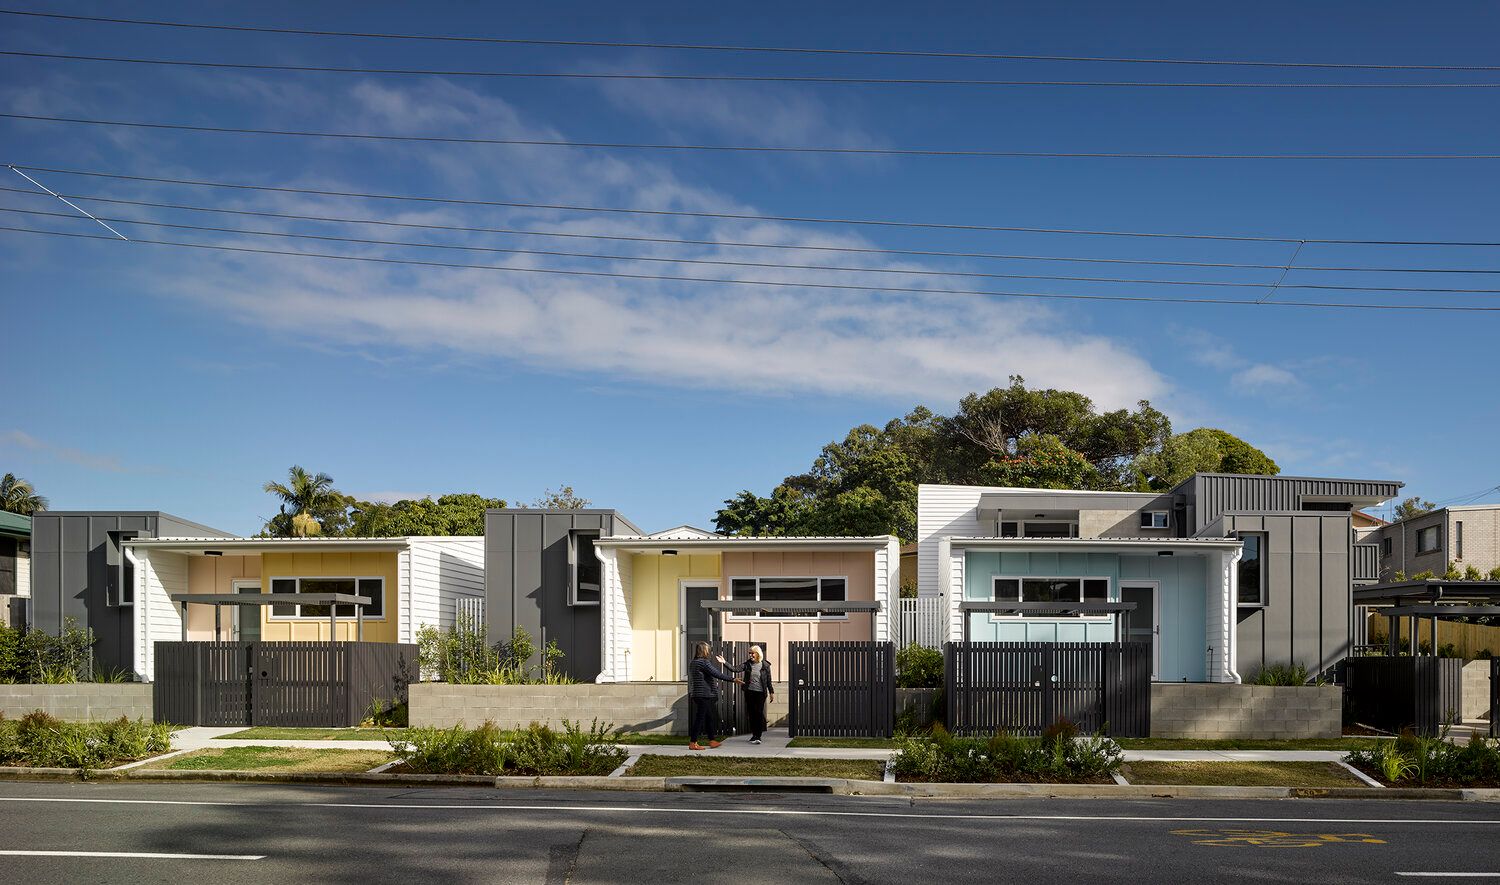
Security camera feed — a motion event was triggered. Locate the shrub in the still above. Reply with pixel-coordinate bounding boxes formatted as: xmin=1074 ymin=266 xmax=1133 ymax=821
xmin=1464 ymin=565 xmax=1484 ymax=581
xmin=0 ymin=711 xmax=171 ymax=770
xmin=362 ymin=698 xmax=408 ymax=728
xmin=1346 ymin=728 xmax=1500 ymax=787
xmin=417 ymin=620 xmax=574 ymax=685
xmin=389 ymin=719 xmax=624 ymax=776
xmin=896 ymin=643 xmax=943 ymax=689
xmin=890 ymin=720 xmax=1123 ymax=784
xmin=0 ymin=619 xmax=99 ymax=684
xmin=1250 ymin=662 xmax=1316 ymax=686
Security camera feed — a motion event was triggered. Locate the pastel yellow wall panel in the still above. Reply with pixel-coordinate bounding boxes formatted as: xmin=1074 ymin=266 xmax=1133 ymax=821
xmin=627 ymin=552 xmax=721 ymax=681
xmin=257 ymin=550 xmax=400 ymax=643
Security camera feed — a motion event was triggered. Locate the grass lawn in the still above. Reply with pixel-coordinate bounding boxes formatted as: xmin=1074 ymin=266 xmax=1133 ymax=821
xmin=1115 ymin=738 xmax=1385 ymax=751
xmin=613 ymin=733 xmax=695 ymax=746
xmin=786 ymin=737 xmax=899 ymax=749
xmin=627 ymin=754 xmax=886 ymax=780
xmin=1121 ymin=761 xmax=1367 ymax=788
xmin=214 ymin=727 xmax=408 ymax=741
xmin=146 ymin=746 xmax=393 ymax=774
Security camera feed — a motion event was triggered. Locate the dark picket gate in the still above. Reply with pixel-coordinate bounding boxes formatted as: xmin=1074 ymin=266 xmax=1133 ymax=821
xmin=1345 ymin=655 xmax=1464 ymax=736
xmin=945 ymin=642 xmax=1151 ymax=738
xmin=1491 ymin=658 xmax=1499 ymax=739
xmin=787 ymin=641 xmax=896 ymax=738
xmin=709 ymin=640 xmax=767 ymax=736
xmin=153 ymin=641 xmax=418 ymax=727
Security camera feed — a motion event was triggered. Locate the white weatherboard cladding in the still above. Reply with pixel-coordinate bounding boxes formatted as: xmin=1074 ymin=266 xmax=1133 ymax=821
xmin=594 ymin=546 xmax=633 ymax=683
xmin=918 ymin=485 xmax=990 ymax=598
xmin=943 ymin=539 xmax=966 ymax=642
xmin=135 ymin=549 xmax=188 ymax=680
xmin=14 ymin=546 xmax=28 ymax=597
xmin=401 ymin=537 xmax=485 ymax=643
xmin=873 ymin=538 xmax=900 ymax=643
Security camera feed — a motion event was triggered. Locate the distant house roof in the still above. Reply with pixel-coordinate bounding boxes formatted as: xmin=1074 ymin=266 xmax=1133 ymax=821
xmin=0 ymin=510 xmax=30 ymax=538
xmin=644 ymin=525 xmax=721 ymax=540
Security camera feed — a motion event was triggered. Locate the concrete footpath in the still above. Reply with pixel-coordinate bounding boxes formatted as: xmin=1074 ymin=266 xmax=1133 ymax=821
xmin=172 ymin=726 xmax=1351 ymax=763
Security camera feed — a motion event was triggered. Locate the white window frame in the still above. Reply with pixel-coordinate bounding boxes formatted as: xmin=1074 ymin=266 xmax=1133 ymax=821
xmin=725 ymin=575 xmax=850 ymax=621
xmin=988 ymin=575 xmax=1114 ymax=621
xmin=267 ymin=576 xmax=387 ymax=621
xmin=1139 ymin=511 xmax=1169 ymax=529
xmin=1415 ymin=525 xmax=1442 ymax=555
xmin=567 ymin=529 xmax=602 ymax=607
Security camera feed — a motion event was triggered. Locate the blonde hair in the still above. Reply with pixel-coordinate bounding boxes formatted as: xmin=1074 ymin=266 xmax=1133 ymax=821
xmin=693 ymin=641 xmax=712 ymax=659
xmin=747 ymin=646 xmax=763 ymax=660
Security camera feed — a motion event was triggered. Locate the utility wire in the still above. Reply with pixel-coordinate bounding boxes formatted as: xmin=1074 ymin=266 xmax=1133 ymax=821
xmin=3 ymin=9 xmax=1496 ymax=72
xmin=5 ymin=165 xmax=128 ymax=239
xmin=6 ymin=113 xmax=1498 ymax=161
xmin=3 ymin=223 xmax=1496 ymax=312
xmin=7 ymin=50 xmax=1500 ymax=89
xmin=10 ymin=185 xmax=1498 ymax=275
xmin=10 ymin=163 xmax=1500 ymax=248
xmin=8 ymin=203 xmax=1500 ymax=294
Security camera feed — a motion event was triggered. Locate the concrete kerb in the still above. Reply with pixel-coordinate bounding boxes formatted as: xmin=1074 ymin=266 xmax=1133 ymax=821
xmin=1 ymin=766 xmax=1499 ymax=800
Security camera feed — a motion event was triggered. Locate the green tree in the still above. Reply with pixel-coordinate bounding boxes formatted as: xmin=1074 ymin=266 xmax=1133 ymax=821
xmin=262 ymin=466 xmax=348 ymax=537
xmin=530 ymin=485 xmax=591 ymax=509
xmin=1135 ymin=428 xmax=1280 ymax=491
xmin=348 ymin=493 xmax=507 ymax=536
xmin=0 ymin=473 xmax=47 ymax=515
xmin=1394 ymin=496 xmax=1436 ymax=521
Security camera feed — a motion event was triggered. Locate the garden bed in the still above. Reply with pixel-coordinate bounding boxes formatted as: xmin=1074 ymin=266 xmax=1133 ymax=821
xmin=389 ymin=720 xmax=626 ymax=776
xmin=890 ymin=723 xmax=1124 ymax=784
xmin=626 ymin=755 xmax=885 ymax=780
xmin=1120 ymin=761 xmax=1366 ymax=788
xmin=0 ymin=711 xmax=171 ymax=769
xmin=145 ymin=747 xmax=392 ymax=774
xmin=1344 ymin=732 xmax=1500 ymax=788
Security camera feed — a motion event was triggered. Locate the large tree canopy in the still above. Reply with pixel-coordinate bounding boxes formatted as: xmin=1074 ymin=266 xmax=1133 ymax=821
xmin=260 ymin=466 xmax=516 ymax=537
xmin=714 ymin=377 xmax=1277 ymax=542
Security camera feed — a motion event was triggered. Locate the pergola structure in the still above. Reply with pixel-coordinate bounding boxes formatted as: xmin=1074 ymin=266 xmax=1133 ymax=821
xmin=169 ymin=592 xmax=373 ymax=642
xmin=698 ymin=599 xmax=883 ymax=643
xmin=955 ymin=601 xmax=1138 ymax=643
xmin=1353 ymin=579 xmax=1500 ymax=656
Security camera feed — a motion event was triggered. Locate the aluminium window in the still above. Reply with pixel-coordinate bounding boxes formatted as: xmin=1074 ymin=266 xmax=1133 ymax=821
xmin=1381 ymin=536 xmax=1392 ymax=558
xmin=1456 ymin=521 xmax=1464 ymax=560
xmin=998 ymin=520 xmax=1078 ymax=538
xmin=568 ymin=530 xmax=602 ymax=606
xmin=105 ymin=531 xmax=137 ymax=607
xmin=1139 ymin=511 xmax=1169 ymax=530
xmin=1416 ymin=525 xmax=1441 ymax=555
xmin=1237 ymin=533 xmax=1266 ymax=606
xmin=728 ymin=576 xmax=847 ymax=618
xmin=269 ymin=576 xmax=385 ymax=619
xmin=991 ymin=576 xmax=1110 ymax=618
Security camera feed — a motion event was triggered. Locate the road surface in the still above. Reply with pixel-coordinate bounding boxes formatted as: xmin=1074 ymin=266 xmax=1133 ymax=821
xmin=0 ymin=780 xmax=1497 ymax=883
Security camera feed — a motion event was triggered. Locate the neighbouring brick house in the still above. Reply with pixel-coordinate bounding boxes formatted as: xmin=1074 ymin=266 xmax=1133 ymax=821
xmin=1367 ymin=505 xmax=1500 ymax=583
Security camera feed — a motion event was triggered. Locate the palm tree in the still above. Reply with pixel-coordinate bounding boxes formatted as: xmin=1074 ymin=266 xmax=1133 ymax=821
xmin=0 ymin=473 xmax=47 ymax=515
xmin=263 ymin=466 xmax=340 ymax=537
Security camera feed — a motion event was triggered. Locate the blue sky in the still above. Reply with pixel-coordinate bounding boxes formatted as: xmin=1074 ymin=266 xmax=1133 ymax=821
xmin=3 ymin=1 xmax=1499 ymax=534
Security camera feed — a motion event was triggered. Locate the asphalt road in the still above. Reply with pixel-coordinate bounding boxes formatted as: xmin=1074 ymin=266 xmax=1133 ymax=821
xmin=0 ymin=781 xmax=1498 ymax=883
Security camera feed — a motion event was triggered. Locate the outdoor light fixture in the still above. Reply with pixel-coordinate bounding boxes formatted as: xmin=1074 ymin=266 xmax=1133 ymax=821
xmin=1157 ymin=550 xmax=1174 ymax=556
xmin=662 ymin=549 xmax=678 ymax=556
xmin=1034 ymin=513 xmax=1046 ymax=518
xmin=204 ymin=550 xmax=222 ymax=557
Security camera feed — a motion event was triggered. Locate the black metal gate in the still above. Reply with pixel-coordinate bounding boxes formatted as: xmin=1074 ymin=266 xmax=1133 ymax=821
xmin=787 ymin=641 xmax=895 ymax=738
xmin=710 ymin=640 xmax=766 ymax=736
xmin=945 ymin=642 xmax=1151 ymax=738
xmin=1344 ymin=655 xmax=1464 ymax=736
xmin=153 ymin=641 xmax=417 ymax=727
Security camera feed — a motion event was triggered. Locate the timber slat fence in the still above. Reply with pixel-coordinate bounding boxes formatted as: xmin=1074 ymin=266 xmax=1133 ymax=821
xmin=788 ymin=641 xmax=896 ymax=738
xmin=153 ymin=641 xmax=417 ymax=727
xmin=1345 ymin=655 xmax=1464 ymax=736
xmin=945 ymin=642 xmax=1151 ymax=738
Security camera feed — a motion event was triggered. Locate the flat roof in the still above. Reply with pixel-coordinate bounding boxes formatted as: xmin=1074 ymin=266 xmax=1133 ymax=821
xmin=948 ymin=536 xmax=1242 ymax=551
xmin=596 ymin=535 xmax=893 ymax=552
xmin=127 ymin=537 xmax=410 ymax=554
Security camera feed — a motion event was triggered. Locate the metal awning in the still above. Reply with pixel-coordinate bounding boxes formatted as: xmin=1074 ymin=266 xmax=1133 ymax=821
xmin=169 ymin=593 xmax=373 ymax=641
xmin=1354 ymin=579 xmax=1500 ymax=605
xmin=698 ymin=600 xmax=882 ymax=613
xmin=1385 ymin=605 xmax=1500 ymax=618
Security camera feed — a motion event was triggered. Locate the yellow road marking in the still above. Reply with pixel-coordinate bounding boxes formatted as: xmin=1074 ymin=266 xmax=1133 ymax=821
xmin=1171 ymin=827 xmax=1386 ymax=848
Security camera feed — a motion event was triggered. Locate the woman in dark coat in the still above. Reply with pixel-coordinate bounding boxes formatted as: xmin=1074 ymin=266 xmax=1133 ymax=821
xmin=739 ymin=645 xmax=775 ymax=743
xmin=687 ymin=641 xmax=739 ymax=750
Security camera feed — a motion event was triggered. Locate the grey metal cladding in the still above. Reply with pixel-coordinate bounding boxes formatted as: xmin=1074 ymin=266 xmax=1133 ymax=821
xmin=483 ymin=509 xmax=633 ymax=681
xmin=1188 ymin=474 xmax=1404 ymax=533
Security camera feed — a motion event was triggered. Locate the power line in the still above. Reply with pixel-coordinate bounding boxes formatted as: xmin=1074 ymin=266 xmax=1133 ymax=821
xmin=8 ymin=202 xmax=1500 ymax=294
xmin=3 ymin=9 xmax=1496 ymax=72
xmin=11 ymin=163 xmax=1500 ymax=248
xmin=3 ymin=223 xmax=1497 ymax=312
xmin=13 ymin=185 xmax=1499 ymax=275
xmin=7 ymin=113 xmax=1499 ymax=161
xmin=8 ymin=50 xmax=1500 ymax=89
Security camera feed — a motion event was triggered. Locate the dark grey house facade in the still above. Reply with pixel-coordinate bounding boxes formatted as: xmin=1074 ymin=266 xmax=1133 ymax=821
xmin=28 ymin=511 xmax=231 ymax=674
xmin=483 ymin=508 xmax=642 ymax=682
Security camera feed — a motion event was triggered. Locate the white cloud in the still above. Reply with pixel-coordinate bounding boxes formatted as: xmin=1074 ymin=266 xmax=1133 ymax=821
xmin=1173 ymin=326 xmax=1304 ymax=396
xmin=1 ymin=430 xmax=135 ymax=473
xmin=1232 ymin=363 xmax=1300 ymax=392
xmin=111 ymin=78 xmax=1167 ymax=410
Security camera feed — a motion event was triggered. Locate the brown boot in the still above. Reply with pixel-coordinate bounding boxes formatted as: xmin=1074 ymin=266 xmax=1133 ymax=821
xmin=708 ymin=740 xmax=722 ymax=748
xmin=688 ymin=742 xmax=705 ymax=751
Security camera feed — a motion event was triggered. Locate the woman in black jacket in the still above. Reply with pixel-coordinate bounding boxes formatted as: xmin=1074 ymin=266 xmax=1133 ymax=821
xmin=687 ymin=641 xmax=739 ymax=750
xmin=739 ymin=645 xmax=775 ymax=743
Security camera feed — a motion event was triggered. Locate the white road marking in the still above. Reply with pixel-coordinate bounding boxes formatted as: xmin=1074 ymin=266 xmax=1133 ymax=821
xmin=0 ymin=850 xmax=264 ymax=861
xmin=1396 ymin=874 xmax=1500 ymax=878
xmin=0 ymin=795 xmax=1496 ymax=826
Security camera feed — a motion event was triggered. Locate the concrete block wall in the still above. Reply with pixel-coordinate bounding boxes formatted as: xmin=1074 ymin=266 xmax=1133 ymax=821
xmin=1462 ymin=660 xmax=1492 ymax=721
xmin=410 ymin=682 xmax=789 ymax=735
xmin=0 ymin=684 xmax=153 ymax=721
xmin=1150 ymin=683 xmax=1341 ymax=739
